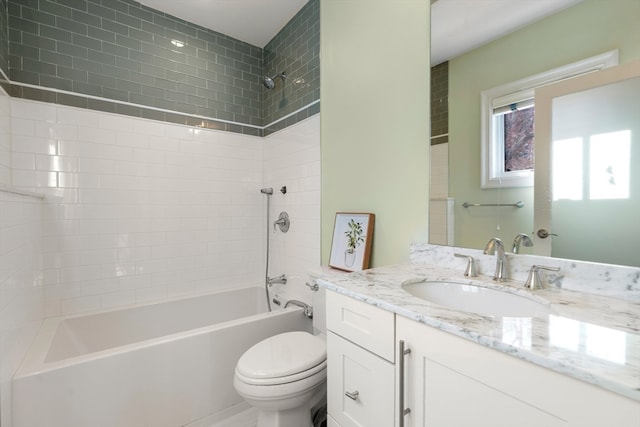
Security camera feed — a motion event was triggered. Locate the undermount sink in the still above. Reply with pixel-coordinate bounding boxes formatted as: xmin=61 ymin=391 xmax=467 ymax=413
xmin=402 ymin=280 xmax=550 ymax=317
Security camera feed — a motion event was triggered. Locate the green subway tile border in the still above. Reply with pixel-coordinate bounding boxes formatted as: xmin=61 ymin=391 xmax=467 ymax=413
xmin=430 ymin=134 xmax=449 ymax=146
xmin=262 ymin=0 xmax=319 ymax=127
xmin=9 ymin=80 xmax=319 ymax=137
xmin=431 ymin=60 xmax=448 ymax=145
xmin=4 ymin=0 xmax=321 ymax=136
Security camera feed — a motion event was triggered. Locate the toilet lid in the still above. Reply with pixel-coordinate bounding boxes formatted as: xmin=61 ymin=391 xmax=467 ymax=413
xmin=236 ymin=331 xmax=326 ymax=379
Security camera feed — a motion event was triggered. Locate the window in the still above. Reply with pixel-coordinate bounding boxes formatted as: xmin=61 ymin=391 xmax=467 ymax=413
xmin=480 ymin=50 xmax=619 ymax=189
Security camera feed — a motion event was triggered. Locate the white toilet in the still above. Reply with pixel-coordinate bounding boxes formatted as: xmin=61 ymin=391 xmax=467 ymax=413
xmin=233 ymin=330 xmax=327 ymax=427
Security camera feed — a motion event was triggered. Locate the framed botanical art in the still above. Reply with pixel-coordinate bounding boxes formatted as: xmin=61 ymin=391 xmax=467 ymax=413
xmin=329 ymin=213 xmax=375 ymax=272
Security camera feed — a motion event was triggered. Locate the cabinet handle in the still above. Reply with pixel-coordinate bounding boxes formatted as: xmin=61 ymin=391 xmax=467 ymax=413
xmin=399 ymin=340 xmax=411 ymax=427
xmin=345 ymin=390 xmax=359 ymax=401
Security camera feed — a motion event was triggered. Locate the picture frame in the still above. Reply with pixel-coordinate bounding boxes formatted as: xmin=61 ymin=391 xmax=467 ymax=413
xmin=329 ymin=213 xmax=375 ymax=272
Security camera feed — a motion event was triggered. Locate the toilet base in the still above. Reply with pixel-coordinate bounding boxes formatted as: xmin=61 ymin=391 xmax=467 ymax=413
xmin=256 ymin=404 xmax=313 ymax=427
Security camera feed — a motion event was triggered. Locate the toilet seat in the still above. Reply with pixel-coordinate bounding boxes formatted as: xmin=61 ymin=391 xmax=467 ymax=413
xmin=235 ymin=360 xmax=326 ymax=386
xmin=235 ymin=331 xmax=326 ymax=386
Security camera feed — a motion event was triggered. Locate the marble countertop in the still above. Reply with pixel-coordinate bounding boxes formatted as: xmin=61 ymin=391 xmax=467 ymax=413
xmin=317 ymin=262 xmax=640 ymax=401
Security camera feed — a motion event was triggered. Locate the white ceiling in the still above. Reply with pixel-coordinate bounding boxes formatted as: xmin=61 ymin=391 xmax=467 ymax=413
xmin=138 ymin=0 xmax=583 ymax=61
xmin=431 ymin=0 xmax=583 ymax=65
xmin=137 ymin=0 xmax=310 ymax=48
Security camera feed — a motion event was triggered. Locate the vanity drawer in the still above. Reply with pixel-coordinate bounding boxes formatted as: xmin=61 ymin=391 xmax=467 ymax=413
xmin=326 ymin=290 xmax=395 ymax=362
xmin=327 ymin=331 xmax=395 ymax=427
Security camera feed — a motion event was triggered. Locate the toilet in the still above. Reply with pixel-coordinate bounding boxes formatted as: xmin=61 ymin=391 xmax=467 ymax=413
xmin=233 ymin=330 xmax=327 ymax=427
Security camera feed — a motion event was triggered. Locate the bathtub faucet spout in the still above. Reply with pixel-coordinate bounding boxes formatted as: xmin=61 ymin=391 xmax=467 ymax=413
xmin=267 ymin=274 xmax=287 ymax=286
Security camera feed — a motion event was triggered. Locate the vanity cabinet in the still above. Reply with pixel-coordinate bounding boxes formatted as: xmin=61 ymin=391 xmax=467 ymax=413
xmin=397 ymin=315 xmax=640 ymax=427
xmin=326 ymin=290 xmax=396 ymax=427
xmin=325 ymin=289 xmax=640 ymax=427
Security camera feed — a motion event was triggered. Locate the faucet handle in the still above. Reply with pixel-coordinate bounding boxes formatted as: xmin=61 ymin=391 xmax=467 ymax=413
xmin=524 ymin=265 xmax=560 ymax=290
xmin=454 ymin=253 xmax=477 ymax=277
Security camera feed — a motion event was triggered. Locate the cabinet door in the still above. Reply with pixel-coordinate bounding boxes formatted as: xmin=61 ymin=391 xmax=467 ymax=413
xmin=397 ymin=316 xmax=640 ymax=427
xmin=327 ymin=332 xmax=395 ymax=427
xmin=397 ymin=317 xmax=566 ymax=427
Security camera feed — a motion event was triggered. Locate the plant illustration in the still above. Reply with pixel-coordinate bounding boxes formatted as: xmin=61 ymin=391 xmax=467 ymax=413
xmin=344 ymin=219 xmax=365 ymax=252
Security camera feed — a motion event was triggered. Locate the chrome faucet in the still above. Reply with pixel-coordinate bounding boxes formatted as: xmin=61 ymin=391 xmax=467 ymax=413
xmin=484 ymin=237 xmax=507 ymax=281
xmin=524 ymin=265 xmax=561 ymax=290
xmin=512 ymin=233 xmax=533 ymax=254
xmin=267 ymin=274 xmax=287 ymax=285
xmin=453 ymin=253 xmax=477 ymax=277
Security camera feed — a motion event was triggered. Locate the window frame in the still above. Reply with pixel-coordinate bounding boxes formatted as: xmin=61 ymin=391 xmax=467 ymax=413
xmin=480 ymin=50 xmax=619 ymax=189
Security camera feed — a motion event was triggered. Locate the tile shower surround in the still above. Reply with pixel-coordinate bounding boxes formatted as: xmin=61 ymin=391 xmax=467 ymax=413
xmin=0 ymin=0 xmax=7 ymax=76
xmin=0 ymin=190 xmax=44 ymax=427
xmin=4 ymin=0 xmax=319 ymax=135
xmin=430 ymin=60 xmax=448 ymax=145
xmin=8 ymin=98 xmax=321 ymax=317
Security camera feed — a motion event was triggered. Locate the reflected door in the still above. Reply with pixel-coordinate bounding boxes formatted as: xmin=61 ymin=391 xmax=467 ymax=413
xmin=534 ymin=61 xmax=640 ymax=267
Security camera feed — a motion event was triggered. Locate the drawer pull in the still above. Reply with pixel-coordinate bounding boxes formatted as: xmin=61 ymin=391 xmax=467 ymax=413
xmin=399 ymin=340 xmax=411 ymax=427
xmin=345 ymin=390 xmax=360 ymax=401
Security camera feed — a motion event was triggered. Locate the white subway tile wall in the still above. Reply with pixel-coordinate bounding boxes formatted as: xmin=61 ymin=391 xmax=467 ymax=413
xmin=0 ymin=89 xmax=11 ymax=186
xmin=429 ymin=143 xmax=452 ymax=245
xmin=1 ymin=98 xmax=320 ymax=426
xmin=430 ymin=143 xmax=449 ymax=199
xmin=8 ymin=99 xmax=321 ymax=316
xmin=263 ymin=115 xmax=321 ymax=305
xmin=9 ymin=98 xmax=273 ymax=316
xmin=0 ymin=187 xmax=44 ymax=426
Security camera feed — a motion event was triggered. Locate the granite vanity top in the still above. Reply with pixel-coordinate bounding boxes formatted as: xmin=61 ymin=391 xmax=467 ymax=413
xmin=317 ymin=262 xmax=640 ymax=401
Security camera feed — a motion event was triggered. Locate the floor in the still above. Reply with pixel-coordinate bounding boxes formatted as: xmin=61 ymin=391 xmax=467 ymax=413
xmin=188 ymin=402 xmax=326 ymax=427
xmin=209 ymin=407 xmax=258 ymax=427
xmin=183 ymin=404 xmax=257 ymax=427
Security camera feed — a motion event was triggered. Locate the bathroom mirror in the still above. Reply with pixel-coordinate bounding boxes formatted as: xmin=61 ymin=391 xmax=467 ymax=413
xmin=534 ymin=63 xmax=640 ymax=267
xmin=429 ymin=0 xmax=640 ymax=268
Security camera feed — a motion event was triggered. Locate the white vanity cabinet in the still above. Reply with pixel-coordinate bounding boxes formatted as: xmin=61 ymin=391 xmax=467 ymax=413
xmin=397 ymin=315 xmax=640 ymax=427
xmin=325 ymin=290 xmax=396 ymax=427
xmin=324 ymin=289 xmax=640 ymax=427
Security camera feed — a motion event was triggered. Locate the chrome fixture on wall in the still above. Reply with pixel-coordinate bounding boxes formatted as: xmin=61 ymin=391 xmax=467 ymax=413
xmin=274 ymin=211 xmax=290 ymax=233
xmin=267 ymin=274 xmax=287 ymax=285
xmin=262 ymin=72 xmax=286 ymax=89
xmin=261 ymin=187 xmax=275 ymax=311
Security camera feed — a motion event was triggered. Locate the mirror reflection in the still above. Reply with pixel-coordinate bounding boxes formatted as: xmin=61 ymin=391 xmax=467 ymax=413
xmin=429 ymin=0 xmax=640 ymax=267
xmin=536 ymin=70 xmax=640 ymax=267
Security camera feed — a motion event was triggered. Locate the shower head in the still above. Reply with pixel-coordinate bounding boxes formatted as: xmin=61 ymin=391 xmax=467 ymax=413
xmin=263 ymin=77 xmax=275 ymax=90
xmin=260 ymin=187 xmax=274 ymax=195
xmin=262 ymin=72 xmax=286 ymax=90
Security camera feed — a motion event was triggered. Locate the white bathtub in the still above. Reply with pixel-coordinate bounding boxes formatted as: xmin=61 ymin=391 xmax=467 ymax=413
xmin=12 ymin=286 xmax=312 ymax=427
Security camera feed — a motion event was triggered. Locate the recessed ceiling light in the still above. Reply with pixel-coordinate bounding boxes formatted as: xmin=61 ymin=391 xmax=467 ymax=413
xmin=171 ymin=39 xmax=185 ymax=48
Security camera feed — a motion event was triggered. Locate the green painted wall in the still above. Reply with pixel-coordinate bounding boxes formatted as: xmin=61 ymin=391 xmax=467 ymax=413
xmin=320 ymin=0 xmax=430 ymax=267
xmin=449 ymin=0 xmax=640 ymax=251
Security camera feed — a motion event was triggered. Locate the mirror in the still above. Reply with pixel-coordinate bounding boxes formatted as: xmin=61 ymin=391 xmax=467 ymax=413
xmin=429 ymin=0 xmax=640 ymax=267
xmin=534 ymin=65 xmax=640 ymax=267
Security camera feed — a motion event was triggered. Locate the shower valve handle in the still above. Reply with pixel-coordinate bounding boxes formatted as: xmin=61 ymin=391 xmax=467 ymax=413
xmin=273 ymin=212 xmax=290 ymax=233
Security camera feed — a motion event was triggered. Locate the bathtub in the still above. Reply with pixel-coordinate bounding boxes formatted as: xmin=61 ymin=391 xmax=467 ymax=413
xmin=12 ymin=286 xmax=312 ymax=427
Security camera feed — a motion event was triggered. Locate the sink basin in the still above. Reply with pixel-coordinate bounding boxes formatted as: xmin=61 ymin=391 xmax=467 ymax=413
xmin=402 ymin=280 xmax=549 ymax=317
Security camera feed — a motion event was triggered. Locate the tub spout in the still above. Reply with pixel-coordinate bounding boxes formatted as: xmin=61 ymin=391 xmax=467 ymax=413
xmin=267 ymin=274 xmax=287 ymax=285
